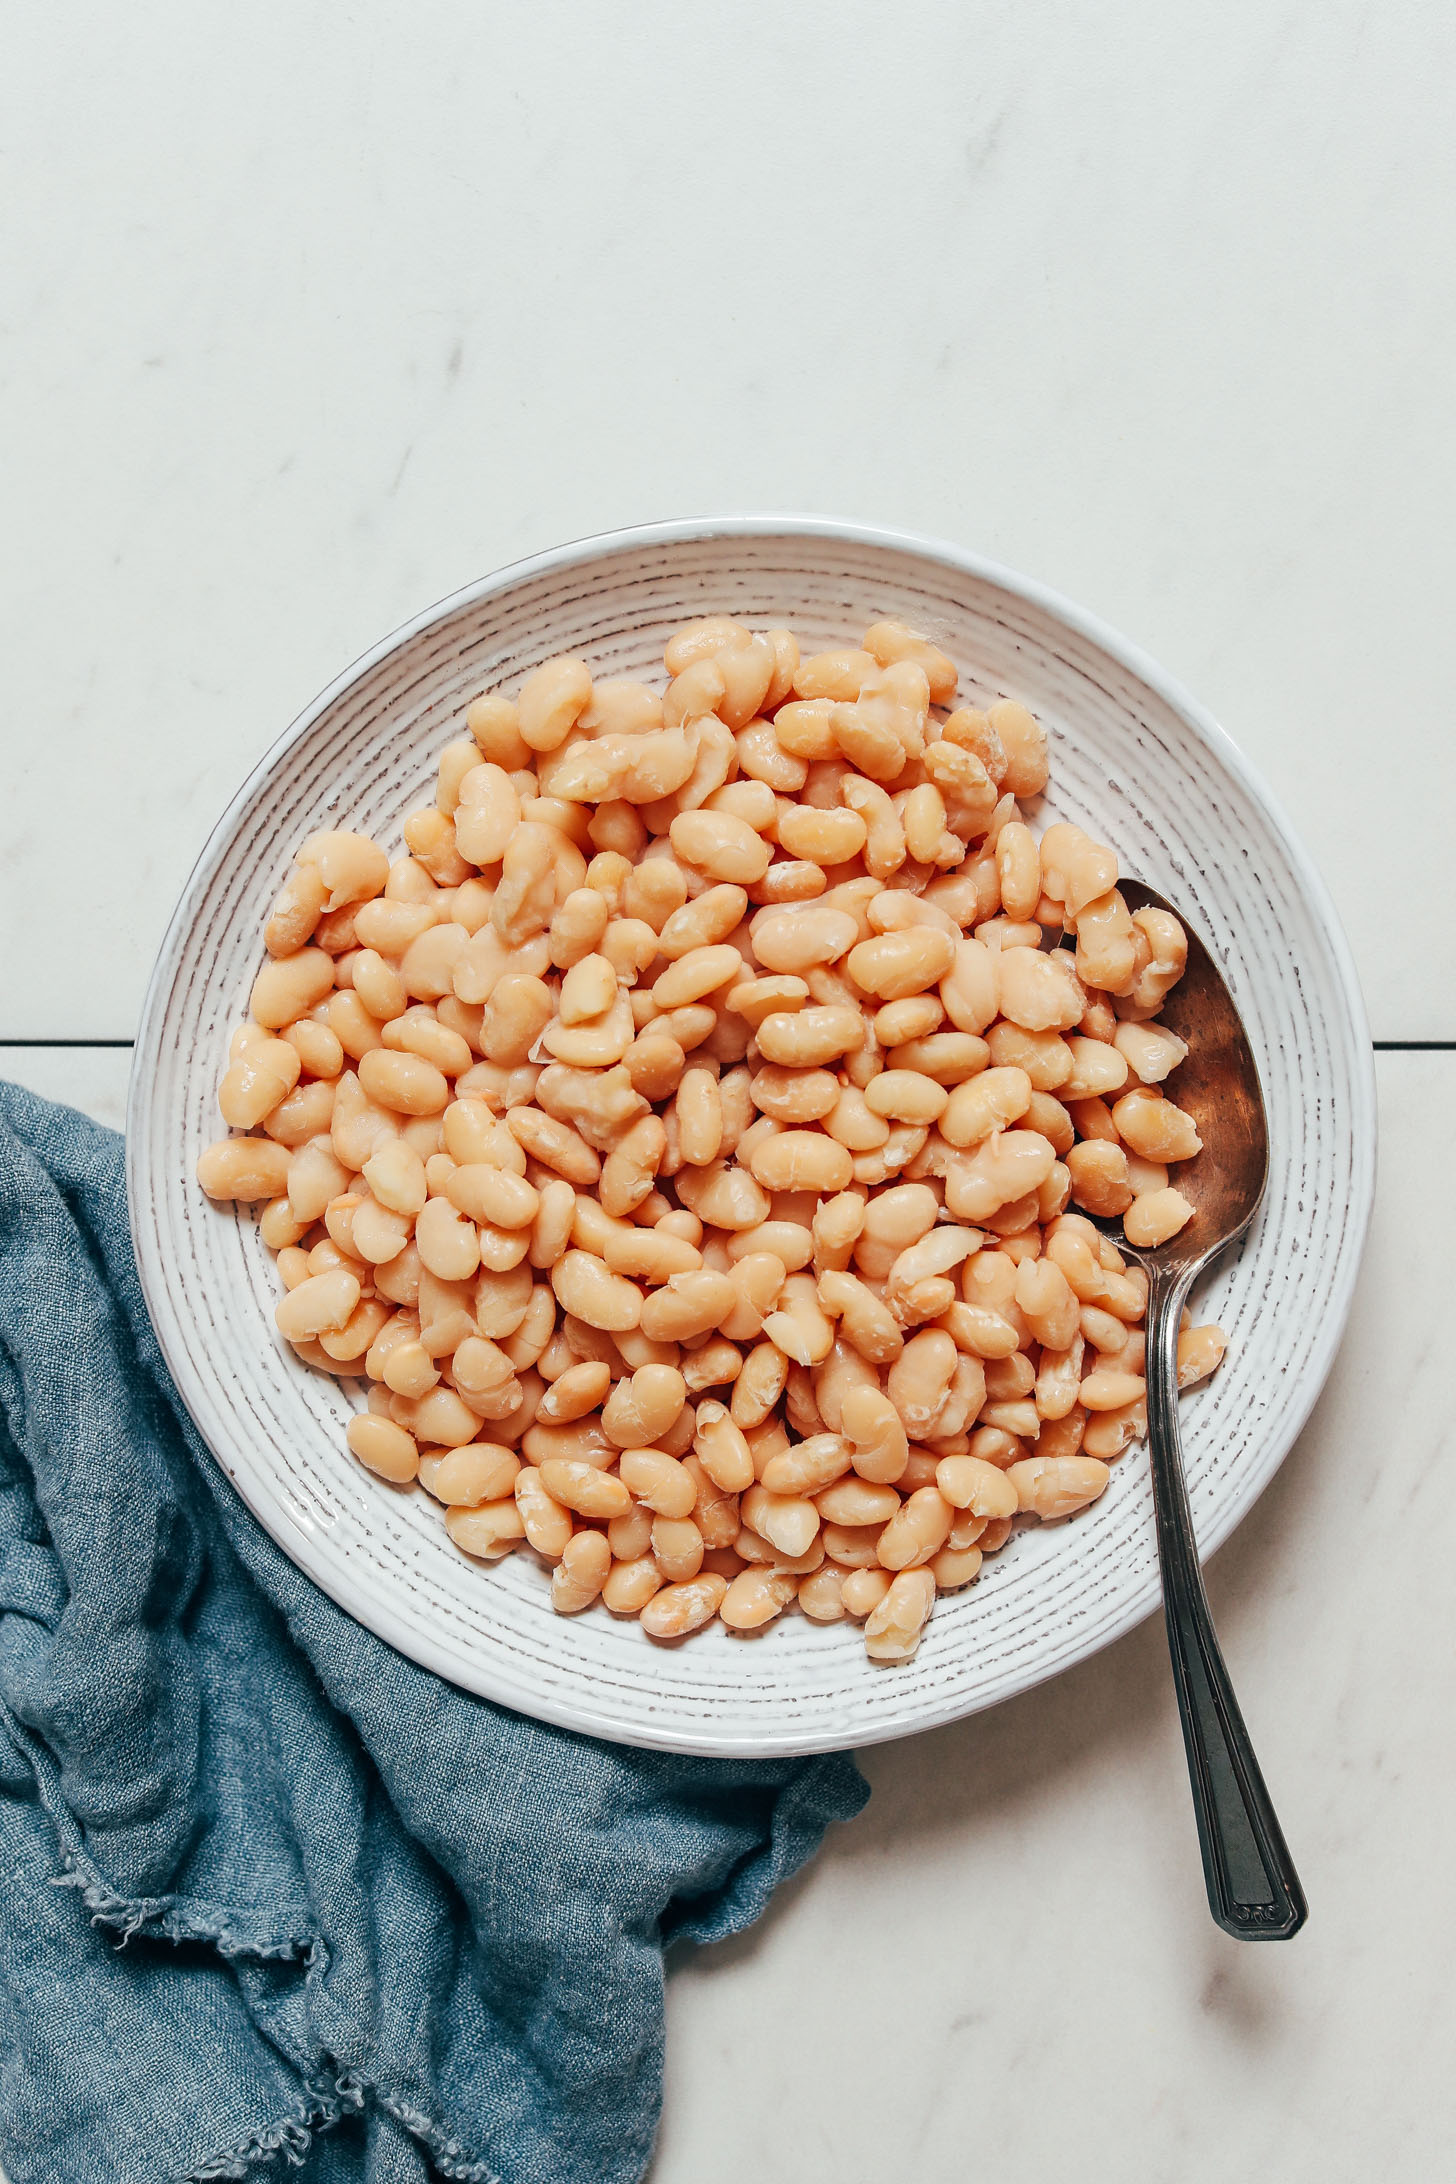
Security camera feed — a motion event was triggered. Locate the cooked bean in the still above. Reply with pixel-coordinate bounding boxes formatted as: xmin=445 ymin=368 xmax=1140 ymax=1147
xmin=549 ymin=1250 xmax=643 ymax=1333
xmin=639 ymin=1572 xmax=728 ymax=1638
xmin=265 ymin=863 xmax=329 ymax=957
xmin=715 ymin=1566 xmax=793 ymax=1630
xmin=996 ymin=946 xmax=1085 ymax=1034
xmin=753 ymin=1006 xmax=864 ymax=1067
xmin=761 ymin=1274 xmax=835 ymax=1367
xmin=346 ymin=1413 xmax=420 ymax=1483
xmin=1171 ymin=1324 xmax=1223 ymax=1393
xmin=667 ymin=810 xmax=771 ymax=885
xmin=1124 ymin=1187 xmax=1195 ymax=1247
xmin=789 ymin=1565 xmax=842 ymax=1622
xmin=863 ymin=1070 xmax=947 ymax=1125
xmin=1065 ymin=1139 xmax=1134 ymax=1218
xmin=1007 ymin=1455 xmax=1109 ymax=1519
xmin=812 ymin=1270 xmax=902 ymax=1368
xmin=618 ymin=1446 xmax=697 ymax=1519
xmin=1079 ymin=1366 xmax=1148 ymax=1412
xmin=1079 ymin=1399 xmax=1144 ymax=1460
xmin=749 ymin=905 xmax=859 ymax=974
xmin=606 ymin=1504 xmax=655 ymax=1563
xmin=719 ymin=1251 xmax=787 ymax=1344
xmin=275 ymin=1269 xmax=360 ymax=1341
xmin=537 ymin=1460 xmax=630 ymax=1519
xmin=357 ymin=1048 xmax=450 ymax=1116
xmin=1060 ymin=1036 xmax=1131 ymax=1101
xmin=785 ymin=648 xmax=873 ymax=703
xmin=548 ymin=1530 xmax=611 ymax=1614
xmin=745 ymin=1131 xmax=853 ymax=1195
xmin=816 ymin=1476 xmax=902 ymax=1527
xmin=599 ymin=1554 xmax=663 ymax=1614
xmin=218 ymin=1036 xmax=303 ymax=1130
xmin=1038 ymin=824 xmax=1114 ymax=918
xmin=197 ymin=1137 xmax=294 ymax=1203
xmin=808 ymin=1197 xmax=865 ymax=1281
xmin=419 ymin=1442 xmax=519 ymax=1507
xmin=872 ymin=1485 xmax=954 ymax=1569
xmin=650 ymin=1514 xmax=704 ymax=1583
xmin=863 ymin=1566 xmax=936 ymax=1660
xmin=444 ymin=1163 xmax=539 ymax=1230
xmin=656 ymin=883 xmax=749 ymax=958
xmin=746 ymin=1066 xmax=837 ymax=1129
xmin=549 ymin=885 xmax=612 ymax=970
xmin=250 ymin=949 xmax=335 ymax=1030
xmin=827 ymin=1381 xmax=908 ymax=1485
xmin=741 ymin=1484 xmax=820 ymax=1558
xmin=847 ymin=928 xmax=957 ymax=1001
xmin=557 ymin=953 xmax=617 ymax=1027
xmin=685 ymin=1401 xmax=750 ymax=1494
xmin=529 ymin=1360 xmax=607 ymax=1427
xmin=503 ymin=1469 xmax=569 ymax=1562
xmin=760 ymin=1433 xmax=853 ymax=1497
xmin=858 ymin=619 xmax=954 ymax=703
xmin=382 ymin=1008 xmax=471 ymax=1079
xmin=1123 ymin=908 xmax=1188 ymax=1016
xmin=443 ymin=1499 xmax=526 ymax=1560
xmin=881 ymin=1334 xmax=957 ymax=1446
xmin=982 ymin=701 xmax=1047 ymax=799
xmin=604 ymin=1364 xmax=687 ymax=1448
xmin=598 ymin=1114 xmax=667 ymax=1217
xmin=1113 ymin=1020 xmax=1188 ymax=1085
xmin=516 ymin=655 xmax=592 ymax=753
xmin=1111 ymin=1089 xmax=1203 ymax=1164
xmin=931 ymin=1542 xmax=985 ymax=1590
xmin=728 ymin=1341 xmax=790 ymax=1429
xmin=412 ymin=1196 xmax=480 ymax=1282
xmin=934 ymin=1455 xmax=1018 ymax=1517
xmin=347 ymin=1196 xmax=410 ymax=1266
xmin=994 ymin=821 xmax=1041 ymax=919
xmin=776 ymin=804 xmax=867 ymax=865
xmin=639 ymin=1270 xmax=736 ymax=1342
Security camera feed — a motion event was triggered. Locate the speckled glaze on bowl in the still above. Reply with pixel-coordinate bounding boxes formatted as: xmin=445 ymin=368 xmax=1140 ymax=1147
xmin=127 ymin=518 xmax=1375 ymax=1757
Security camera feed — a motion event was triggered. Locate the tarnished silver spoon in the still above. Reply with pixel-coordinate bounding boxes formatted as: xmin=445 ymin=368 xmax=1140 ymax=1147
xmin=1093 ymin=880 xmax=1307 ymax=1941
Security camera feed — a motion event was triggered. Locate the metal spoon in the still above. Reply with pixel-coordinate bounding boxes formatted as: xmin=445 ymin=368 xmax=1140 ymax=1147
xmin=1091 ymin=880 xmax=1307 ymax=1940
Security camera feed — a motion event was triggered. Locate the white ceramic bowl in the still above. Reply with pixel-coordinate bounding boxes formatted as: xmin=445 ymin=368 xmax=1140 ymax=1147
xmin=127 ymin=518 xmax=1375 ymax=1757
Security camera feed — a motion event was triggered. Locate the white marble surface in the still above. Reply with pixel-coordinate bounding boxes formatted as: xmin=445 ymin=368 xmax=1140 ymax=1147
xmin=1 ymin=1043 xmax=1450 ymax=2177
xmin=3 ymin=2 xmax=1454 ymax=2176
xmin=3 ymin=3 xmax=1455 ymax=1037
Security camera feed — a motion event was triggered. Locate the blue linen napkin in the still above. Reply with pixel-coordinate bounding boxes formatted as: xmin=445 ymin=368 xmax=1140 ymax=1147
xmin=0 ymin=1083 xmax=867 ymax=2184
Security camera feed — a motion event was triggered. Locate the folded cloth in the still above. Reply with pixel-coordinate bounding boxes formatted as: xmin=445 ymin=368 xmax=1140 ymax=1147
xmin=0 ymin=1085 xmax=867 ymax=2184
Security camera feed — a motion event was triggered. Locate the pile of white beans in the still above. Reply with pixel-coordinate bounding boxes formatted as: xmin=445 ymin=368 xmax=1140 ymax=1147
xmin=198 ymin=615 xmax=1226 ymax=1662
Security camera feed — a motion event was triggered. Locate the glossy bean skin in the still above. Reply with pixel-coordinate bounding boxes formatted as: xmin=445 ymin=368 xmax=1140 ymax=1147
xmin=1178 ymin=1323 xmax=1227 ymax=1388
xmin=876 ymin=1486 xmax=954 ymax=1570
xmin=639 ymin=1573 xmax=728 ymax=1638
xmin=720 ymin=1566 xmax=798 ymax=1631
xmin=198 ymin=1137 xmax=293 ymax=1202
xmin=1007 ymin=1455 xmax=1110 ymax=1519
xmin=346 ymin=1413 xmax=419 ymax=1483
xmin=618 ymin=1446 xmax=698 ymax=1519
xmin=863 ymin=1568 xmax=936 ymax=1660
xmin=551 ymin=1530 xmax=612 ymax=1614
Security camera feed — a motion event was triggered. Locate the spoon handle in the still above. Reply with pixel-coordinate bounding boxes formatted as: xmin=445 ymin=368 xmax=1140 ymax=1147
xmin=1143 ymin=1264 xmax=1308 ymax=1940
